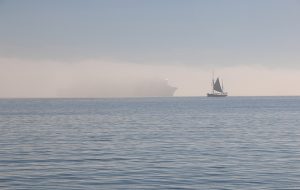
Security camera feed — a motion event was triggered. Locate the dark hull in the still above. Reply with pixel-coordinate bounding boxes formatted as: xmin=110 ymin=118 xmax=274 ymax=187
xmin=207 ymin=93 xmax=227 ymax=97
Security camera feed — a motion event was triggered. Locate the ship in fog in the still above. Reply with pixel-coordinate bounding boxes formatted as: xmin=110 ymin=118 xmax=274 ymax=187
xmin=58 ymin=78 xmax=177 ymax=98
xmin=134 ymin=79 xmax=177 ymax=97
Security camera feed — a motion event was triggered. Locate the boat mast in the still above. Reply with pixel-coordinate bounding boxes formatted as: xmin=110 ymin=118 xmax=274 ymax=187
xmin=212 ymin=71 xmax=214 ymax=94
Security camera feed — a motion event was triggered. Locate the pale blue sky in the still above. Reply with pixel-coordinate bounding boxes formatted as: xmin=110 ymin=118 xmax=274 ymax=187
xmin=1 ymin=0 xmax=300 ymax=67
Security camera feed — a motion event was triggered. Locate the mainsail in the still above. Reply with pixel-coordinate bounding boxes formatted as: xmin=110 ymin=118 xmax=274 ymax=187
xmin=213 ymin=78 xmax=223 ymax=93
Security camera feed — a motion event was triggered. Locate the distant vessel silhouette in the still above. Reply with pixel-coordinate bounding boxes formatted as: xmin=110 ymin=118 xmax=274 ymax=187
xmin=58 ymin=78 xmax=177 ymax=98
xmin=207 ymin=74 xmax=227 ymax=97
xmin=135 ymin=79 xmax=177 ymax=97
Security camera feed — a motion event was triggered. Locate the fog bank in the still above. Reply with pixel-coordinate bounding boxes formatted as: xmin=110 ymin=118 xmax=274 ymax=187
xmin=1 ymin=57 xmax=300 ymax=97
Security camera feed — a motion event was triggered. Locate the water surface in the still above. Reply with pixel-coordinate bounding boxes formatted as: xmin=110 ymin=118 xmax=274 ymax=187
xmin=0 ymin=97 xmax=300 ymax=189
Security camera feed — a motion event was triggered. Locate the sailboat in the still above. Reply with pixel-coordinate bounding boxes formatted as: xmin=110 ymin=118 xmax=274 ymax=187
xmin=207 ymin=76 xmax=228 ymax=97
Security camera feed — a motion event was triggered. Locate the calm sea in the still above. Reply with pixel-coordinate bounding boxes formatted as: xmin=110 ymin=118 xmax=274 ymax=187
xmin=0 ymin=97 xmax=300 ymax=189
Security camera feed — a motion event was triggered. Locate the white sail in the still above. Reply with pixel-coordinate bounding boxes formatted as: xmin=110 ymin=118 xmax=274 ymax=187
xmin=213 ymin=78 xmax=223 ymax=93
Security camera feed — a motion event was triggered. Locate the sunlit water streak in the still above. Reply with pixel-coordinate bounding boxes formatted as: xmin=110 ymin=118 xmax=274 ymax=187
xmin=0 ymin=97 xmax=300 ymax=189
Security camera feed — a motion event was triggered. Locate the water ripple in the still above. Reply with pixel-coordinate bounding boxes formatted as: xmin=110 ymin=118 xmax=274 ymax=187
xmin=0 ymin=97 xmax=300 ymax=189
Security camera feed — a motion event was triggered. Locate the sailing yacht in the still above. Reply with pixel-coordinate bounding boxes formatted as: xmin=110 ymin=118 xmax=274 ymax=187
xmin=207 ymin=77 xmax=228 ymax=97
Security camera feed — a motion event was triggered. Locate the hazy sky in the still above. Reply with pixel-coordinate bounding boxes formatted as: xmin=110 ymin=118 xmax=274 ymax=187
xmin=1 ymin=0 xmax=300 ymax=97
